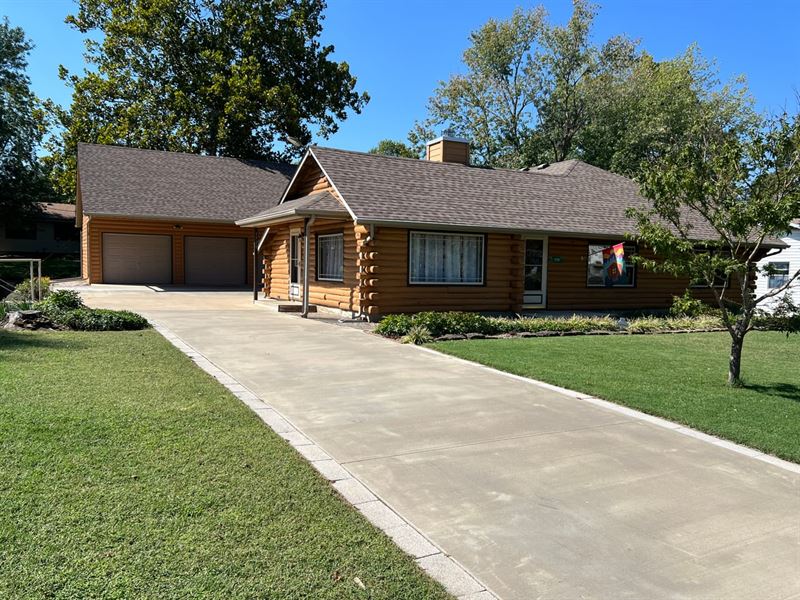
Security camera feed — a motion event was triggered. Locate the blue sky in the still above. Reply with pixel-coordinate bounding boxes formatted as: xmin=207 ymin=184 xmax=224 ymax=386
xmin=4 ymin=0 xmax=799 ymax=152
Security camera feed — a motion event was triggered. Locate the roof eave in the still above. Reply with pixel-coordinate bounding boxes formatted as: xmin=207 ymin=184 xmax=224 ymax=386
xmin=236 ymin=208 xmax=350 ymax=227
xmin=82 ymin=211 xmax=239 ymax=224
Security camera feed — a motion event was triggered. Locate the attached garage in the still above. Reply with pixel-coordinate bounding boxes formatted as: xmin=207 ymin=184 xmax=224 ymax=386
xmin=102 ymin=233 xmax=172 ymax=284
xmin=76 ymin=143 xmax=294 ymax=286
xmin=185 ymin=236 xmax=246 ymax=286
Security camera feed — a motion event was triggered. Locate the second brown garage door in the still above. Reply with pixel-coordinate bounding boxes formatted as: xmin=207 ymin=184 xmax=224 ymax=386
xmin=184 ymin=236 xmax=246 ymax=286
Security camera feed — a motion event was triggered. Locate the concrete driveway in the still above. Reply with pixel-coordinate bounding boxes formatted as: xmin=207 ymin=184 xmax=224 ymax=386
xmin=79 ymin=286 xmax=800 ymax=600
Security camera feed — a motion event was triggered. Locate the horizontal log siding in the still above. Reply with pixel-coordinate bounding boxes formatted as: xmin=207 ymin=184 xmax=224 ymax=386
xmin=369 ymin=227 xmax=521 ymax=315
xmin=261 ymin=219 xmax=360 ymax=313
xmin=83 ymin=217 xmax=253 ymax=285
xmin=546 ymin=237 xmax=718 ymax=310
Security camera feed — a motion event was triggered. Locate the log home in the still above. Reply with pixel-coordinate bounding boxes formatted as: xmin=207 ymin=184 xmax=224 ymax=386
xmin=237 ymin=136 xmax=753 ymax=319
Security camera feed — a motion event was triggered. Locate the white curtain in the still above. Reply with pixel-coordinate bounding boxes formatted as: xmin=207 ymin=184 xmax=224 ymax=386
xmin=318 ymin=234 xmax=343 ymax=280
xmin=410 ymin=232 xmax=483 ymax=284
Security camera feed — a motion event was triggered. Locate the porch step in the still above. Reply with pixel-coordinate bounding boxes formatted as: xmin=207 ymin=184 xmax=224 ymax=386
xmin=277 ymin=303 xmax=317 ymax=313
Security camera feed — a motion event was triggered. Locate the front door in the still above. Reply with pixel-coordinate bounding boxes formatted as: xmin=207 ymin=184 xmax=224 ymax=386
xmin=289 ymin=232 xmax=302 ymax=299
xmin=523 ymin=237 xmax=547 ymax=308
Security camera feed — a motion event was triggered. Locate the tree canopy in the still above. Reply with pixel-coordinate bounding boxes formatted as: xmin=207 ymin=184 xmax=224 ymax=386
xmin=0 ymin=19 xmax=55 ymax=224
xmin=45 ymin=0 xmax=369 ymax=197
xmin=629 ymin=109 xmax=800 ymax=385
xmin=411 ymin=0 xmax=753 ymax=176
xmin=368 ymin=139 xmax=417 ymax=158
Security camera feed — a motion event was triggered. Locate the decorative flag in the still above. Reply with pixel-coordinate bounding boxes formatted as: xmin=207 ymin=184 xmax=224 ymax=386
xmin=602 ymin=243 xmax=626 ymax=284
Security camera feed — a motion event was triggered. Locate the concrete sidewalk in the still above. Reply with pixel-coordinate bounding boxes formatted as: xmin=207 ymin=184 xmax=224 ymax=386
xmin=81 ymin=287 xmax=800 ymax=600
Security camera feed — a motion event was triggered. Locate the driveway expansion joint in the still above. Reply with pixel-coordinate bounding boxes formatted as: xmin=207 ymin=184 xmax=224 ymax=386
xmin=150 ymin=320 xmax=498 ymax=600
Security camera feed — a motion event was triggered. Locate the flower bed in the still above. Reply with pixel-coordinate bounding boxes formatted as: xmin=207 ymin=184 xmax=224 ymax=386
xmin=374 ymin=311 xmax=730 ymax=343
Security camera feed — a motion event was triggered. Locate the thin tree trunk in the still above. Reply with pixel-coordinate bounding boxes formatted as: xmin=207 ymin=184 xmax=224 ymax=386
xmin=728 ymin=332 xmax=744 ymax=386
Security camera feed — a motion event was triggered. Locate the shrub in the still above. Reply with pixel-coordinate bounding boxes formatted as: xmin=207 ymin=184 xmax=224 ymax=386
xmin=7 ymin=277 xmax=51 ymax=302
xmin=38 ymin=289 xmax=84 ymax=314
xmin=400 ymin=325 xmax=433 ymax=345
xmin=52 ymin=308 xmax=149 ymax=331
xmin=436 ymin=312 xmax=497 ymax=335
xmin=669 ymin=290 xmax=718 ymax=317
xmin=410 ymin=312 xmax=453 ymax=337
xmin=374 ymin=313 xmax=413 ymax=337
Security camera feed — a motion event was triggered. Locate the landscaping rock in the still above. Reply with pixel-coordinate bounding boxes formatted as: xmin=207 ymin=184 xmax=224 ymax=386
xmin=434 ymin=334 xmax=466 ymax=341
xmin=2 ymin=310 xmax=55 ymax=331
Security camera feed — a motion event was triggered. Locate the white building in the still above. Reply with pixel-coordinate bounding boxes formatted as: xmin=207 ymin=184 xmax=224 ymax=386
xmin=755 ymin=220 xmax=800 ymax=310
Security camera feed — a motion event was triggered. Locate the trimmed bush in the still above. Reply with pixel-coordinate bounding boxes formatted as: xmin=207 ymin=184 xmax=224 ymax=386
xmin=37 ymin=289 xmax=85 ymax=314
xmin=52 ymin=308 xmax=149 ymax=331
xmin=373 ymin=313 xmax=413 ymax=337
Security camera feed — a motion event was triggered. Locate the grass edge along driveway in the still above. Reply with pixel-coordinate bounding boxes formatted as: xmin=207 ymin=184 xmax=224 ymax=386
xmin=0 ymin=329 xmax=451 ymax=600
xmin=430 ymin=331 xmax=800 ymax=464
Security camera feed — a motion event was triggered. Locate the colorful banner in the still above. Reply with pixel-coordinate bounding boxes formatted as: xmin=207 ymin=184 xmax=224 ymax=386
xmin=602 ymin=243 xmax=626 ymax=284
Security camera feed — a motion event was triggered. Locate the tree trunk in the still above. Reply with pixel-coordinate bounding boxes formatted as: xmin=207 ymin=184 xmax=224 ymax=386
xmin=728 ymin=332 xmax=744 ymax=386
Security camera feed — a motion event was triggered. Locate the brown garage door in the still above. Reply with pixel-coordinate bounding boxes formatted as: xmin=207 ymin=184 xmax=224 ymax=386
xmin=184 ymin=236 xmax=246 ymax=286
xmin=102 ymin=233 xmax=172 ymax=284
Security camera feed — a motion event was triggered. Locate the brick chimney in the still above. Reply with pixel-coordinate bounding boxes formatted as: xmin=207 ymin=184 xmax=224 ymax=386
xmin=426 ymin=134 xmax=470 ymax=165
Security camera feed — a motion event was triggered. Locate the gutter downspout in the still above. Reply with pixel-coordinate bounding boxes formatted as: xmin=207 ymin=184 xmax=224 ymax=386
xmin=301 ymin=216 xmax=315 ymax=318
xmin=253 ymin=226 xmax=270 ymax=302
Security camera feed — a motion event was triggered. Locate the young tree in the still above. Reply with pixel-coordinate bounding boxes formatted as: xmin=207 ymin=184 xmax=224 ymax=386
xmin=44 ymin=0 xmax=369 ymax=197
xmin=0 ymin=19 xmax=56 ymax=222
xmin=368 ymin=139 xmax=418 ymax=158
xmin=629 ymin=111 xmax=800 ymax=386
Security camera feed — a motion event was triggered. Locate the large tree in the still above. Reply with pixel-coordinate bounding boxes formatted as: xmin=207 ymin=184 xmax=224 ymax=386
xmin=409 ymin=0 xmax=637 ymax=169
xmin=44 ymin=0 xmax=369 ymax=197
xmin=0 ymin=19 xmax=54 ymax=224
xmin=629 ymin=110 xmax=800 ymax=386
xmin=411 ymin=1 xmax=752 ymax=176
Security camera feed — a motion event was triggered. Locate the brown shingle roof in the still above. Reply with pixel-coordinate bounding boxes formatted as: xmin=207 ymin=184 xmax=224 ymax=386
xmin=78 ymin=143 xmax=295 ymax=222
xmin=237 ymin=191 xmax=348 ymax=225
xmin=35 ymin=202 xmax=75 ymax=221
xmin=309 ymin=147 xmax=720 ymax=240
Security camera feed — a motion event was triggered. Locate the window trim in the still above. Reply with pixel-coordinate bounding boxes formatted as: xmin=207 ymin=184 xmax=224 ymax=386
xmin=586 ymin=241 xmax=637 ymax=288
xmin=315 ymin=231 xmax=344 ymax=282
xmin=407 ymin=230 xmax=487 ymax=286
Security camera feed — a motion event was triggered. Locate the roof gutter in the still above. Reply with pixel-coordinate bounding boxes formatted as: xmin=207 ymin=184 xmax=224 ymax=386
xmin=353 ymin=218 xmax=789 ymax=248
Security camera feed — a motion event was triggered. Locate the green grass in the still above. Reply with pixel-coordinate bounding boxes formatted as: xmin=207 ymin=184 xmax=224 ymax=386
xmin=430 ymin=332 xmax=800 ymax=463
xmin=0 ymin=330 xmax=451 ymax=600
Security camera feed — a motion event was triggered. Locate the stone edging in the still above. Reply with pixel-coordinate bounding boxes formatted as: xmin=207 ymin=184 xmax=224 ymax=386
xmin=414 ymin=346 xmax=800 ymax=476
xmin=151 ymin=321 xmax=498 ymax=600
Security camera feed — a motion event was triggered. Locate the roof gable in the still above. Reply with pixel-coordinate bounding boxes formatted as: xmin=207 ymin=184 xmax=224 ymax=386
xmin=78 ymin=143 xmax=295 ymax=222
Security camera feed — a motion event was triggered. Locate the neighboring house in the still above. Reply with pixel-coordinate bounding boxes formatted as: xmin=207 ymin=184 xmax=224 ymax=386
xmin=235 ymin=136 xmax=777 ymax=319
xmin=755 ymin=220 xmax=800 ymax=310
xmin=76 ymin=144 xmax=294 ymax=286
xmin=0 ymin=202 xmax=79 ymax=256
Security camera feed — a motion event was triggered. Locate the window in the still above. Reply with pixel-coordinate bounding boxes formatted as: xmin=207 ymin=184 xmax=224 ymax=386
xmin=4 ymin=223 xmax=36 ymax=240
xmin=316 ymin=233 xmax=343 ymax=281
xmin=767 ymin=262 xmax=790 ymax=289
xmin=409 ymin=231 xmax=484 ymax=285
xmin=54 ymin=222 xmax=79 ymax=241
xmin=586 ymin=242 xmax=636 ymax=287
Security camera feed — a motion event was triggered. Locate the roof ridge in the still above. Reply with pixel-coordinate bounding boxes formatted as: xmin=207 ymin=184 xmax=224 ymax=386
xmin=77 ymin=142 xmax=294 ymax=171
xmin=312 ymin=145 xmax=598 ymax=178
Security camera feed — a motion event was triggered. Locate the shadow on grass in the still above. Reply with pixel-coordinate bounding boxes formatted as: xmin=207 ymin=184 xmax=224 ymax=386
xmin=0 ymin=330 xmax=88 ymax=352
xmin=746 ymin=382 xmax=800 ymax=402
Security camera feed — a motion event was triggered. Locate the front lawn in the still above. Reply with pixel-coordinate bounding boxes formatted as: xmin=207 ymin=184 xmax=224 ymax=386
xmin=0 ymin=330 xmax=450 ymax=599
xmin=430 ymin=332 xmax=800 ymax=463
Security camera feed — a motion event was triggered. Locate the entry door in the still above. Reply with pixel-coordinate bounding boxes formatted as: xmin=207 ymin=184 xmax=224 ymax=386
xmin=523 ymin=237 xmax=547 ymax=307
xmin=289 ymin=233 xmax=302 ymax=299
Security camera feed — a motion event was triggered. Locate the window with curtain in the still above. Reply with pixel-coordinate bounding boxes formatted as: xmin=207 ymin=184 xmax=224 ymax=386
xmin=409 ymin=231 xmax=485 ymax=284
xmin=316 ymin=233 xmax=344 ymax=281
xmin=586 ymin=242 xmax=636 ymax=287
